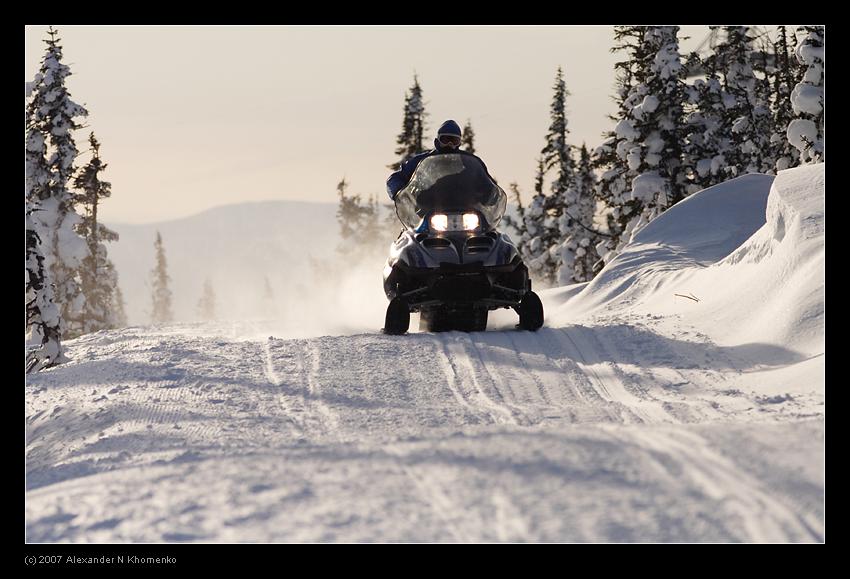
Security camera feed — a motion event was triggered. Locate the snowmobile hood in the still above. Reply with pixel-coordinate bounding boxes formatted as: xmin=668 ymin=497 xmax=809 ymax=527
xmin=394 ymin=153 xmax=507 ymax=230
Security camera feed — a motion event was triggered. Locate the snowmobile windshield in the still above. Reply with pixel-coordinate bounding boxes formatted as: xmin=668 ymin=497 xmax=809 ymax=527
xmin=394 ymin=153 xmax=507 ymax=230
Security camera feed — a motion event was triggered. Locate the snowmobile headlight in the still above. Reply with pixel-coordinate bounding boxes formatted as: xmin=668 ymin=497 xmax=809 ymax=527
xmin=462 ymin=213 xmax=480 ymax=231
xmin=430 ymin=214 xmax=449 ymax=231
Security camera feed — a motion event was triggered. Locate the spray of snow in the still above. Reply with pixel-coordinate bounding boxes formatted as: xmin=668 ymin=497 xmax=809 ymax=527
xmin=107 ymin=200 xmax=396 ymax=340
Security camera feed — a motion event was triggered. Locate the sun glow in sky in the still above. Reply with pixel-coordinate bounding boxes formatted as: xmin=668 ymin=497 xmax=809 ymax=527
xmin=25 ymin=25 xmax=708 ymax=224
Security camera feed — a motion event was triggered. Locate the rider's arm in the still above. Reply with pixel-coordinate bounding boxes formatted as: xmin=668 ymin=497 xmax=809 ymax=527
xmin=386 ymin=169 xmax=406 ymax=200
xmin=386 ymin=154 xmax=425 ymax=200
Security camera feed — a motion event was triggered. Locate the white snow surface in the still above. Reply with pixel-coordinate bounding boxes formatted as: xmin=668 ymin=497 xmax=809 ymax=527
xmin=26 ymin=165 xmax=825 ymax=543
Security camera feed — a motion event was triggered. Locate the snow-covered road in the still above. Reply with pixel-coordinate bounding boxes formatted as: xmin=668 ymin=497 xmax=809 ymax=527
xmin=25 ymin=165 xmax=825 ymax=542
xmin=25 ymin=322 xmax=823 ymax=542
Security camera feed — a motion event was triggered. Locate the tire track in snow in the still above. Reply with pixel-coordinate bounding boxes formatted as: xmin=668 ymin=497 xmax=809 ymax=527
xmin=262 ymin=339 xmax=307 ymax=438
xmin=507 ymin=329 xmax=630 ymax=424
xmin=503 ymin=331 xmax=562 ymax=408
xmin=303 ymin=340 xmax=342 ymax=436
xmin=435 ymin=334 xmax=518 ymax=426
xmin=263 ymin=338 xmax=340 ymax=440
xmin=625 ymin=427 xmax=823 ymax=542
xmin=459 ymin=334 xmax=534 ymax=426
xmin=386 ymin=445 xmax=471 ymax=543
xmin=561 ymin=326 xmax=674 ymax=424
xmin=574 ymin=318 xmax=730 ymax=423
xmin=262 ymin=339 xmax=282 ymax=387
xmin=430 ymin=336 xmax=493 ymax=424
xmin=580 ymin=324 xmax=698 ymax=423
xmin=540 ymin=329 xmax=638 ymax=422
xmin=387 ymin=444 xmax=530 ymax=543
xmin=491 ymin=489 xmax=532 ymax=542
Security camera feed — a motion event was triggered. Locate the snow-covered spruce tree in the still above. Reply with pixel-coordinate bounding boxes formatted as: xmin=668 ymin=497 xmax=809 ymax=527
xmin=594 ymin=26 xmax=688 ymax=266
xmin=150 ymin=232 xmax=173 ymax=324
xmin=197 ymin=278 xmax=217 ymax=321
xmin=770 ymin=26 xmax=803 ymax=171
xmin=711 ymin=26 xmax=775 ymax=175
xmin=682 ymin=50 xmax=735 ymax=193
xmin=594 ymin=27 xmax=650 ymax=265
xmin=26 ymin=208 xmax=67 ymax=373
xmin=517 ymin=157 xmax=558 ymax=286
xmin=388 ymin=75 xmax=427 ymax=171
xmin=534 ymin=66 xmax=585 ymax=287
xmin=25 ymin=27 xmax=90 ymax=338
xmin=787 ymin=26 xmax=824 ymax=164
xmin=462 ymin=119 xmax=476 ymax=154
xmin=73 ymin=132 xmax=121 ymax=333
xmin=515 ymin=67 xmax=584 ymax=288
xmin=557 ymin=144 xmax=603 ymax=284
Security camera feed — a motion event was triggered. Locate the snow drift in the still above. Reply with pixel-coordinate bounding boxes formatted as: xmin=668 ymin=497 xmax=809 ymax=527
xmin=551 ymin=164 xmax=824 ymax=359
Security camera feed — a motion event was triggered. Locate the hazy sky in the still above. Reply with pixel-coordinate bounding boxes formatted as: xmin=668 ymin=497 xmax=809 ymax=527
xmin=25 ymin=25 xmax=709 ymax=224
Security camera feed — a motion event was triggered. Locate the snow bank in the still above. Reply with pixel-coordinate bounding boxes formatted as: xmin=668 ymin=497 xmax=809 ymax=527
xmin=700 ymin=163 xmax=824 ymax=356
xmin=551 ymin=173 xmax=774 ymax=318
xmin=549 ymin=164 xmax=824 ymax=358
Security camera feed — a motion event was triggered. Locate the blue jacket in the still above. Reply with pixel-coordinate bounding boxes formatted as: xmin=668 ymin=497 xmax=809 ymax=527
xmin=386 ymin=140 xmax=492 ymax=200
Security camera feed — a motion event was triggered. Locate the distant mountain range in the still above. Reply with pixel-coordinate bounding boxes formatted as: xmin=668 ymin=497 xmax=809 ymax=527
xmin=107 ymin=200 xmax=340 ymax=325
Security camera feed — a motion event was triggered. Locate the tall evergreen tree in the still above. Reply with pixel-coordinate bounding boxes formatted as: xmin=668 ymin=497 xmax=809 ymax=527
xmin=25 ymin=26 xmax=90 ymax=338
xmin=557 ymin=144 xmax=603 ymax=284
xmin=595 ymin=26 xmax=688 ymax=265
xmin=461 ymin=119 xmax=476 ymax=154
xmin=197 ymin=278 xmax=217 ymax=321
xmin=594 ymin=27 xmax=648 ymax=263
xmin=389 ymin=75 xmax=427 ymax=171
xmin=26 ymin=208 xmax=67 ymax=373
xmin=572 ymin=145 xmax=597 ymax=234
xmin=542 ymin=67 xmax=575 ymax=203
xmin=335 ymin=177 xmax=386 ymax=260
xmin=549 ymin=69 xmax=584 ymax=285
xmin=712 ymin=26 xmax=774 ymax=175
xmin=788 ymin=26 xmax=824 ymax=163
xmin=73 ymin=132 xmax=121 ymax=333
xmin=682 ymin=50 xmax=734 ymax=193
xmin=517 ymin=67 xmax=581 ymax=287
xmin=770 ymin=26 xmax=803 ymax=171
xmin=150 ymin=231 xmax=173 ymax=324
xmin=517 ymin=157 xmax=557 ymax=286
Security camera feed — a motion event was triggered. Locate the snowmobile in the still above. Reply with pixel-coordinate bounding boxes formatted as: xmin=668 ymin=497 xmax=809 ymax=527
xmin=382 ymin=152 xmax=544 ymax=334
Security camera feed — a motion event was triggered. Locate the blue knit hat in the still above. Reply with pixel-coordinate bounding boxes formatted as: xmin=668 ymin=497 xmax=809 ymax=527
xmin=437 ymin=119 xmax=462 ymax=138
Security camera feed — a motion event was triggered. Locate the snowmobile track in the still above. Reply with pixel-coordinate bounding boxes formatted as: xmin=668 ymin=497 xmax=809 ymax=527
xmin=434 ymin=334 xmax=518 ymax=426
xmin=624 ymin=427 xmax=824 ymax=542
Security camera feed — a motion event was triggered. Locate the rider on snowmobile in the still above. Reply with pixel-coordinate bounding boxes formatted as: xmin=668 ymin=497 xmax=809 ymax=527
xmin=386 ymin=119 xmax=494 ymax=200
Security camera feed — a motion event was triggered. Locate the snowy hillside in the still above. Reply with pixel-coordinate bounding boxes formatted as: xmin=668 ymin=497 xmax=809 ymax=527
xmin=26 ymin=165 xmax=824 ymax=543
xmin=107 ymin=200 xmax=341 ymax=325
